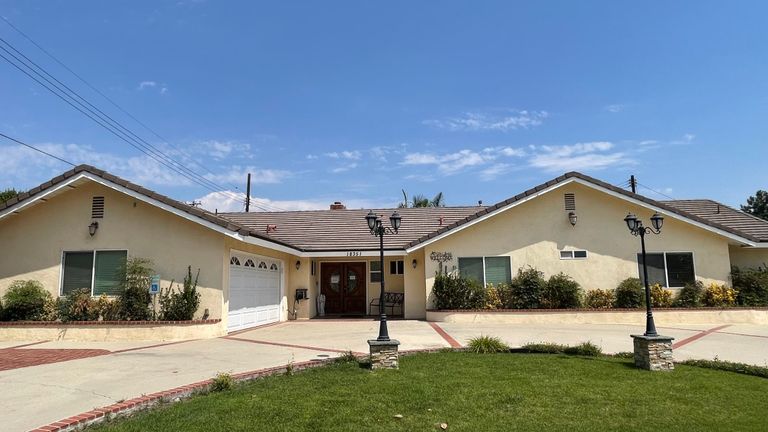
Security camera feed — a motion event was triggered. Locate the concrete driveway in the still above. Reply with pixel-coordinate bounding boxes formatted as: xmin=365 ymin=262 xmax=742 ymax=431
xmin=2 ymin=319 xmax=766 ymax=432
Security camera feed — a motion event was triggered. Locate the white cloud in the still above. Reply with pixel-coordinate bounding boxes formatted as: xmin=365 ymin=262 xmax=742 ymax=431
xmin=423 ymin=110 xmax=548 ymax=132
xmin=203 ymin=166 xmax=290 ymax=184
xmin=401 ymin=146 xmax=525 ymax=175
xmin=480 ymin=163 xmax=512 ymax=181
xmin=306 ymin=154 xmax=318 ymax=160
xmin=670 ymin=133 xmax=696 ymax=145
xmin=197 ymin=140 xmax=251 ymax=160
xmin=528 ymin=141 xmax=632 ymax=172
xmin=604 ymin=104 xmax=625 ymax=113
xmin=325 ymin=150 xmax=362 ymax=160
xmin=331 ymin=163 xmax=358 ymax=173
xmin=137 ymin=81 xmax=157 ymax=90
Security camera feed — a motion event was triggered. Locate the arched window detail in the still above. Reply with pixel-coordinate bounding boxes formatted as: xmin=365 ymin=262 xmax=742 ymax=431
xmin=270 ymin=263 xmax=278 ymax=271
xmin=258 ymin=261 xmax=268 ymax=269
xmin=230 ymin=257 xmax=240 ymax=265
xmin=244 ymin=259 xmax=255 ymax=267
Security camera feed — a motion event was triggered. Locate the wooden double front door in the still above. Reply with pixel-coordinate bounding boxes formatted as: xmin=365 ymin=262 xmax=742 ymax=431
xmin=321 ymin=262 xmax=366 ymax=315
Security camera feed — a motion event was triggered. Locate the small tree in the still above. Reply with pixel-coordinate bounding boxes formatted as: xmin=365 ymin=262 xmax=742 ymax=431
xmin=509 ymin=267 xmax=546 ymax=309
xmin=118 ymin=257 xmax=153 ymax=320
xmin=159 ymin=266 xmax=202 ymax=320
xmin=741 ymin=190 xmax=768 ymax=221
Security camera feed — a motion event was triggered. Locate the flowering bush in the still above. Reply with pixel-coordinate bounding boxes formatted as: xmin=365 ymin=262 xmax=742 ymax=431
xmin=703 ymin=283 xmax=738 ymax=307
xmin=484 ymin=284 xmax=503 ymax=309
xmin=584 ymin=289 xmax=615 ymax=309
xmin=650 ymin=284 xmax=674 ymax=307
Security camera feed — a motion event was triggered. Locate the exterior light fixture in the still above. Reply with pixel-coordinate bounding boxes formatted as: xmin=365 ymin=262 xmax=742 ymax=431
xmin=364 ymin=210 xmax=403 ymax=342
xmin=568 ymin=211 xmax=578 ymax=227
xmin=412 ymin=259 xmax=417 ymax=269
xmin=623 ymin=212 xmax=664 ymax=336
xmin=88 ymin=221 xmax=99 ymax=236
xmin=295 ymin=260 xmax=301 ymax=270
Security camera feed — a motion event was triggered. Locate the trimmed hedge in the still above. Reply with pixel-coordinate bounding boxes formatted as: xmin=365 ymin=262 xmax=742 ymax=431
xmin=1 ymin=280 xmax=53 ymax=321
xmin=614 ymin=278 xmax=645 ymax=308
xmin=731 ymin=265 xmax=768 ymax=306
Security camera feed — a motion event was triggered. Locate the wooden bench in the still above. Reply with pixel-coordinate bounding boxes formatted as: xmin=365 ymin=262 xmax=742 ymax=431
xmin=369 ymin=292 xmax=404 ymax=316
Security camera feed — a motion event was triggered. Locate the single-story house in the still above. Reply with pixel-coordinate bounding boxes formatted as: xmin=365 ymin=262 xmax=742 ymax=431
xmin=1 ymin=165 xmax=766 ymax=332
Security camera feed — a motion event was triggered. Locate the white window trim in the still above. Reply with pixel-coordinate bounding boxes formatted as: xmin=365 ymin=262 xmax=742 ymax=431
xmin=637 ymin=251 xmax=696 ymax=289
xmin=559 ymin=250 xmax=588 ymax=260
xmin=370 ymin=260 xmax=382 ymax=283
xmin=390 ymin=260 xmax=405 ymax=275
xmin=59 ymin=248 xmax=129 ymax=297
xmin=458 ymin=256 xmax=512 ymax=286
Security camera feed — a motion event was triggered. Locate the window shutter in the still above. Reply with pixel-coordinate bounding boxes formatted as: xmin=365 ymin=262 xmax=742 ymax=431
xmin=93 ymin=251 xmax=127 ymax=296
xmin=62 ymin=252 xmax=94 ymax=295
xmin=484 ymin=257 xmax=511 ymax=285
xmin=458 ymin=258 xmax=484 ymax=284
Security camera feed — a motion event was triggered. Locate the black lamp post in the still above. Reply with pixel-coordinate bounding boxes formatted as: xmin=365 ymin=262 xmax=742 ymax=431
xmin=365 ymin=209 xmax=401 ymax=342
xmin=623 ymin=212 xmax=664 ymax=337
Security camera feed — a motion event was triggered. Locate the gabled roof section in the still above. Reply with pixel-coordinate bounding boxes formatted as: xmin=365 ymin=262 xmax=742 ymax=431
xmin=404 ymin=171 xmax=766 ymax=251
xmin=662 ymin=199 xmax=768 ymax=242
xmin=0 ymin=164 xmax=301 ymax=252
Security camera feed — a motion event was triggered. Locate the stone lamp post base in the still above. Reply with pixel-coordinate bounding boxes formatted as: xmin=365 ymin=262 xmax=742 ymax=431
xmin=631 ymin=334 xmax=675 ymax=371
xmin=368 ymin=339 xmax=400 ymax=369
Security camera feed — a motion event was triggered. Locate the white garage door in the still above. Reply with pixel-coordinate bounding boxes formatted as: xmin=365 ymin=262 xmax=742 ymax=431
xmin=227 ymin=252 xmax=282 ymax=332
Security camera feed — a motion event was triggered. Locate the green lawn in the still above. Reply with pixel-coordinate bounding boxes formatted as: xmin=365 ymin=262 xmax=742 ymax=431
xmin=91 ymin=353 xmax=768 ymax=432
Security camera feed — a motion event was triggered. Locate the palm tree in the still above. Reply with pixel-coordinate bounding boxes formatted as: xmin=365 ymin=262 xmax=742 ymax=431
xmin=400 ymin=190 xmax=445 ymax=208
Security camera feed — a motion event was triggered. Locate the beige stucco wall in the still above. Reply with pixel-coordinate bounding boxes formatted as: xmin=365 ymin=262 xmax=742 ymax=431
xmin=729 ymin=246 xmax=768 ymax=270
xmin=0 ymin=181 xmax=226 ymax=324
xmin=423 ymin=183 xmax=734 ymax=309
xmin=404 ymin=250 xmax=426 ymax=319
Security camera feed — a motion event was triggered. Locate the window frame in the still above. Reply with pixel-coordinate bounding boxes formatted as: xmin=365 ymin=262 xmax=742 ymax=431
xmin=59 ymin=249 xmax=128 ymax=297
xmin=389 ymin=260 xmax=405 ymax=275
xmin=458 ymin=256 xmax=512 ymax=286
xmin=636 ymin=251 xmax=696 ymax=288
xmin=559 ymin=250 xmax=588 ymax=260
xmin=370 ymin=260 xmax=382 ymax=283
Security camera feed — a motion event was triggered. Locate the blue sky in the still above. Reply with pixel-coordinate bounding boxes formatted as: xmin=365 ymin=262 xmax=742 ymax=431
xmin=1 ymin=1 xmax=766 ymax=212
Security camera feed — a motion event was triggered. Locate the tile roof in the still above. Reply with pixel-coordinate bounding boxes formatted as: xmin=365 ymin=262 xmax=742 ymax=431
xmin=220 ymin=207 xmax=483 ymax=251
xmin=661 ymin=199 xmax=768 ymax=242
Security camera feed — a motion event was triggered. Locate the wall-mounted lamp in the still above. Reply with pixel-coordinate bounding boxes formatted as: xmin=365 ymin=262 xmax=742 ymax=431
xmin=568 ymin=211 xmax=578 ymax=227
xmin=88 ymin=221 xmax=99 ymax=236
xmin=295 ymin=260 xmax=301 ymax=270
xmin=412 ymin=259 xmax=418 ymax=269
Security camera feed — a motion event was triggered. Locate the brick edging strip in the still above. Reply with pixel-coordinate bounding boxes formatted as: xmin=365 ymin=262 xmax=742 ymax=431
xmin=1 ymin=319 xmax=220 ymax=328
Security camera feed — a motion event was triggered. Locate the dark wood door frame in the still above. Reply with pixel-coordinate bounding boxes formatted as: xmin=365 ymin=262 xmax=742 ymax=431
xmin=320 ymin=262 xmax=367 ymax=315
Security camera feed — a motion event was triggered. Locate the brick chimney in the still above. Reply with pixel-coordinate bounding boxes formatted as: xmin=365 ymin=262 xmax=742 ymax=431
xmin=330 ymin=201 xmax=346 ymax=210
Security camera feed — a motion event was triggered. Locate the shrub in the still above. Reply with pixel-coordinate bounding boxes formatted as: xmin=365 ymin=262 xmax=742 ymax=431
xmin=680 ymin=358 xmax=768 ymax=379
xmin=541 ymin=273 xmax=582 ymax=309
xmin=703 ymin=283 xmax=737 ymax=307
xmin=118 ymin=257 xmax=154 ymax=320
xmin=1 ymin=280 xmax=51 ymax=321
xmin=731 ymin=265 xmax=768 ymax=306
xmin=675 ymin=280 xmax=704 ymax=308
xmin=521 ymin=341 xmax=602 ymax=357
xmin=432 ymin=273 xmax=485 ymax=310
xmin=210 ymin=372 xmax=234 ymax=392
xmin=467 ymin=335 xmax=509 ymax=353
xmin=563 ymin=341 xmax=603 ymax=357
xmin=95 ymin=294 xmax=121 ymax=321
xmin=334 ymin=351 xmax=359 ymax=364
xmin=584 ymin=289 xmax=615 ymax=309
xmin=614 ymin=278 xmax=645 ymax=308
xmin=160 ymin=266 xmax=202 ymax=321
xmin=509 ymin=267 xmax=545 ymax=309
xmin=484 ymin=284 xmax=503 ymax=309
xmin=59 ymin=288 xmax=98 ymax=321
xmin=650 ymin=283 xmax=674 ymax=308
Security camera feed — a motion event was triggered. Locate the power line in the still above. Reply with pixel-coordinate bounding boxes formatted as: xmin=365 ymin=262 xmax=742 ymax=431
xmin=0 ymin=132 xmax=76 ymax=166
xmin=0 ymin=38 xmax=279 ymax=212
xmin=637 ymin=182 xmax=676 ymax=201
xmin=0 ymin=19 xmax=286 ymax=211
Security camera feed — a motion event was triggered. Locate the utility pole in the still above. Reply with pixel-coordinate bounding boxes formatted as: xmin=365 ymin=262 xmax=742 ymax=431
xmin=630 ymin=175 xmax=637 ymax=194
xmin=245 ymin=173 xmax=252 ymax=212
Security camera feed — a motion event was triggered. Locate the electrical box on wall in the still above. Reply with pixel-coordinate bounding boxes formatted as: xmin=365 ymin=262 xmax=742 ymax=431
xmin=295 ymin=288 xmax=308 ymax=301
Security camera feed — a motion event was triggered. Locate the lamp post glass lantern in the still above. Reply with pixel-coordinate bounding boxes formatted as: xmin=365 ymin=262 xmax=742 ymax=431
xmin=624 ymin=212 xmax=664 ymax=336
xmin=365 ymin=210 xmax=401 ymax=341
